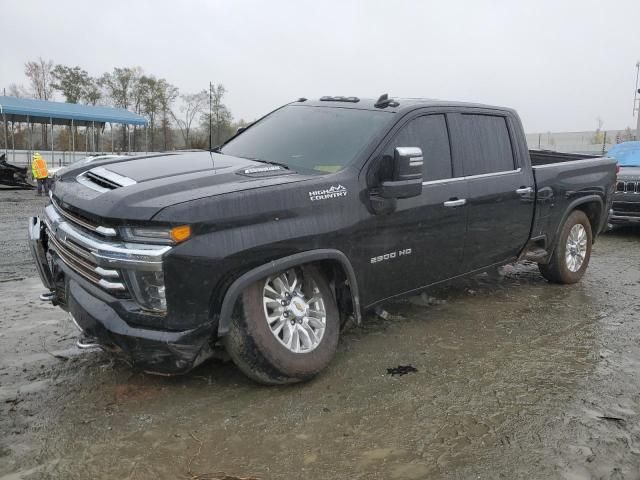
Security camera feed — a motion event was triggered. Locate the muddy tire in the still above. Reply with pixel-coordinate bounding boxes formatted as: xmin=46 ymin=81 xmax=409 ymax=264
xmin=539 ymin=210 xmax=593 ymax=284
xmin=224 ymin=265 xmax=339 ymax=385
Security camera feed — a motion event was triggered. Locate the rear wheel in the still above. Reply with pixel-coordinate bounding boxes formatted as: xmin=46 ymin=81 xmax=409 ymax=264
xmin=539 ymin=210 xmax=592 ymax=284
xmin=224 ymin=265 xmax=339 ymax=384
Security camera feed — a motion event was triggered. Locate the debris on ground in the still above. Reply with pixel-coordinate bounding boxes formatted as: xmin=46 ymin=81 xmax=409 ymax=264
xmin=387 ymin=365 xmax=418 ymax=376
xmin=374 ymin=306 xmax=389 ymax=320
xmin=597 ymin=415 xmax=625 ymax=424
xmin=409 ymin=292 xmax=447 ymax=306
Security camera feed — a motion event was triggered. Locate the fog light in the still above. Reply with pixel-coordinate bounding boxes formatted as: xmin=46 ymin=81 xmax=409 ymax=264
xmin=124 ymin=270 xmax=167 ymax=312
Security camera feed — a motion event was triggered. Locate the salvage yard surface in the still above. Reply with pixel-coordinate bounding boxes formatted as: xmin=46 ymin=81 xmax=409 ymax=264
xmin=1 ymin=189 xmax=640 ymax=480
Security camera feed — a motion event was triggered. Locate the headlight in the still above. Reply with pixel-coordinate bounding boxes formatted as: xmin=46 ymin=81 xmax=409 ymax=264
xmin=124 ymin=270 xmax=167 ymax=312
xmin=120 ymin=225 xmax=191 ymax=245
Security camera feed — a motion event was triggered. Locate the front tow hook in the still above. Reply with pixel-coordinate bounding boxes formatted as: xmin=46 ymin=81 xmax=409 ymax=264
xmin=77 ymin=335 xmax=101 ymax=349
xmin=39 ymin=291 xmax=55 ymax=302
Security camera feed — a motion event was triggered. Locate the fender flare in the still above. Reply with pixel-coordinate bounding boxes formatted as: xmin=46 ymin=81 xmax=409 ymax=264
xmin=216 ymin=249 xmax=362 ymax=336
xmin=551 ymin=195 xmax=604 ymax=250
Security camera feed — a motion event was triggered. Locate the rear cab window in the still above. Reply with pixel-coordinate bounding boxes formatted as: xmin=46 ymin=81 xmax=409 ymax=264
xmin=456 ymin=114 xmax=516 ymax=176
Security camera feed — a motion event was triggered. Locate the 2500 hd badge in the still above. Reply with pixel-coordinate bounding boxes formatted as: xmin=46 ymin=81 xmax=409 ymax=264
xmin=370 ymin=248 xmax=413 ymax=264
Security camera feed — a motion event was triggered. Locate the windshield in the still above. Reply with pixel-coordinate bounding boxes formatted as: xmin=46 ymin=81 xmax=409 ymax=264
xmin=607 ymin=141 xmax=640 ymax=167
xmin=220 ymin=105 xmax=391 ymax=173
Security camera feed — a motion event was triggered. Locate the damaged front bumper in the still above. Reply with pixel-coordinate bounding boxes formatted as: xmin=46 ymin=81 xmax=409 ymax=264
xmin=67 ymin=278 xmax=214 ymax=374
xmin=28 ymin=215 xmax=215 ymax=375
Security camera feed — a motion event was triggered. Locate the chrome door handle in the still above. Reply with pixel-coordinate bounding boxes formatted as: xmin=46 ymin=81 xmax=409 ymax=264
xmin=443 ymin=198 xmax=467 ymax=207
xmin=516 ymin=187 xmax=533 ymax=194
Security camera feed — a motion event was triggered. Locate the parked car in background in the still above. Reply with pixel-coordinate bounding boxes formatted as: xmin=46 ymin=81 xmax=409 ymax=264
xmin=608 ymin=141 xmax=640 ymax=226
xmin=0 ymin=153 xmax=32 ymax=189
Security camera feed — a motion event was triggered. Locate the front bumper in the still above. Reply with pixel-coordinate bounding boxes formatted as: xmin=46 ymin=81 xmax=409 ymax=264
xmin=610 ymin=214 xmax=640 ymax=225
xmin=67 ymin=278 xmax=214 ymax=374
xmin=610 ymin=194 xmax=640 ymax=225
xmin=28 ymin=215 xmax=214 ymax=375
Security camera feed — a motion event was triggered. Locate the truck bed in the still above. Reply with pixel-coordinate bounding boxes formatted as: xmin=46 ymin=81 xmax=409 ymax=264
xmin=529 ymin=150 xmax=600 ymax=167
xmin=529 ymin=149 xmax=600 ymax=166
xmin=528 ymin=150 xmax=617 ymax=247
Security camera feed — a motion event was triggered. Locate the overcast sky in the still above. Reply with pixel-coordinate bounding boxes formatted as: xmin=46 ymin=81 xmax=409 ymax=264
xmin=1 ymin=0 xmax=639 ymax=132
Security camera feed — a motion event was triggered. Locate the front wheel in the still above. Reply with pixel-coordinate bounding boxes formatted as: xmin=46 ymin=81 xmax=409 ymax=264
xmin=539 ymin=210 xmax=593 ymax=284
xmin=224 ymin=265 xmax=339 ymax=384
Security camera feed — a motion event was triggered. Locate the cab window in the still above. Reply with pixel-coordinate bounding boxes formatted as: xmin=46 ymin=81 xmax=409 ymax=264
xmin=385 ymin=114 xmax=453 ymax=181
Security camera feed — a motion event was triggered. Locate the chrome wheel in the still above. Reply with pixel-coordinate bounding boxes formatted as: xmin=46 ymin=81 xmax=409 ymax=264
xmin=565 ymin=224 xmax=588 ymax=272
xmin=262 ymin=268 xmax=327 ymax=353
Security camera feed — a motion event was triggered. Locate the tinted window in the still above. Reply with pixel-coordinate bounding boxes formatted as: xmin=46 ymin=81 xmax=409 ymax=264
xmin=457 ymin=115 xmax=515 ymax=175
xmin=385 ymin=114 xmax=453 ymax=181
xmin=220 ymin=105 xmax=390 ymax=174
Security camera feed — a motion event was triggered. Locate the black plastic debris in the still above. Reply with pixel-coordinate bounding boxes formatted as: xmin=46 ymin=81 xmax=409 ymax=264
xmin=387 ymin=365 xmax=418 ymax=376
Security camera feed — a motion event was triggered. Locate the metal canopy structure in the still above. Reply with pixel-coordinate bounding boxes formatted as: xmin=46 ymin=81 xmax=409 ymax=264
xmin=0 ymin=96 xmax=147 ymax=127
xmin=0 ymin=95 xmax=148 ymax=162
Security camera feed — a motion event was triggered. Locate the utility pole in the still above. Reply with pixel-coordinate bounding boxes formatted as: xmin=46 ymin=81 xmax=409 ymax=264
xmin=634 ymin=61 xmax=640 ymax=140
xmin=208 ymin=81 xmax=213 ymax=151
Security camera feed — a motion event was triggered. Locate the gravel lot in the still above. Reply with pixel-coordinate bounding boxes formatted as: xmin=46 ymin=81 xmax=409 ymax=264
xmin=1 ymin=189 xmax=640 ymax=480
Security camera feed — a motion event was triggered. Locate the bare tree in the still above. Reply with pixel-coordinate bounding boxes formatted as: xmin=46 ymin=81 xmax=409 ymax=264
xmin=24 ymin=57 xmax=55 ymax=147
xmin=139 ymin=75 xmax=160 ymax=150
xmin=24 ymin=57 xmax=54 ymax=101
xmin=100 ymin=67 xmax=143 ymax=148
xmin=172 ymin=91 xmax=208 ymax=148
xmin=7 ymin=83 xmax=29 ymax=98
xmin=201 ymin=84 xmax=232 ymax=147
xmin=157 ymin=79 xmax=178 ymax=150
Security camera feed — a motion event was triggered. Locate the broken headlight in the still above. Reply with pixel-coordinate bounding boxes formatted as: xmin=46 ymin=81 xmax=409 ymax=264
xmin=123 ymin=270 xmax=167 ymax=313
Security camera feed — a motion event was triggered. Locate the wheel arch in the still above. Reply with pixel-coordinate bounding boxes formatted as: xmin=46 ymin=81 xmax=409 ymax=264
xmin=215 ymin=249 xmax=362 ymax=336
xmin=552 ymin=195 xmax=603 ymax=250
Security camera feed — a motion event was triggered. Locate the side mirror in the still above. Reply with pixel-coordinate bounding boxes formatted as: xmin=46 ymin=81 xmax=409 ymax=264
xmin=236 ymin=126 xmax=247 ymax=134
xmin=380 ymin=147 xmax=423 ymax=199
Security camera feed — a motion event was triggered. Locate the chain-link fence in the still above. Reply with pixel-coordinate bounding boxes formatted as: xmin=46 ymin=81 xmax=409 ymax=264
xmin=526 ymin=129 xmax=638 ymax=154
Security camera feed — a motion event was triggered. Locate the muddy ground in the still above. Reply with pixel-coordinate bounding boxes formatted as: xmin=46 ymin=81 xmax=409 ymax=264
xmin=1 ymin=189 xmax=640 ymax=480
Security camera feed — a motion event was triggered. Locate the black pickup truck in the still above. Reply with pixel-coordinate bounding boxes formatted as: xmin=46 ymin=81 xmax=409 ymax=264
xmin=28 ymin=96 xmax=617 ymax=384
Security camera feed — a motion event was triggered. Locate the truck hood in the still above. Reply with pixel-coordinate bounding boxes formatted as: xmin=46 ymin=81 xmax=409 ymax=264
xmin=52 ymin=151 xmax=313 ymax=222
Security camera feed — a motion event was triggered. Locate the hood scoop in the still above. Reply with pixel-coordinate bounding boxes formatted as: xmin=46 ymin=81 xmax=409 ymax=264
xmin=77 ymin=166 xmax=137 ymax=193
xmin=236 ymin=164 xmax=294 ymax=178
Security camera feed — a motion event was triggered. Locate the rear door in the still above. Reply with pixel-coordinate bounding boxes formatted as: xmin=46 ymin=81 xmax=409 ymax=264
xmin=448 ymin=112 xmax=534 ymax=271
xmin=360 ymin=112 xmax=468 ymax=301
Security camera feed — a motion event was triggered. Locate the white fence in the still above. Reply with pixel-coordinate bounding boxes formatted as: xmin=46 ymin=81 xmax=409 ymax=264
xmin=2 ymin=149 xmax=144 ymax=167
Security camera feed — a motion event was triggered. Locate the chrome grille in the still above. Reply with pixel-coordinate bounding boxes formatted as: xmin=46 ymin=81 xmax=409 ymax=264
xmin=51 ymin=198 xmax=116 ymax=237
xmin=616 ymin=180 xmax=640 ymax=193
xmin=42 ymin=203 xmax=171 ymax=301
xmin=43 ymin=205 xmax=127 ymax=293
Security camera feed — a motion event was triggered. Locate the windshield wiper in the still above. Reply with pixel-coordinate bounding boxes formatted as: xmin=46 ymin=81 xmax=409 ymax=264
xmin=242 ymin=157 xmax=291 ymax=170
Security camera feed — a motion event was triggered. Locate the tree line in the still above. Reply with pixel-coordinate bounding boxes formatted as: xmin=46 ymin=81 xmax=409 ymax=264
xmin=3 ymin=57 xmax=248 ymax=153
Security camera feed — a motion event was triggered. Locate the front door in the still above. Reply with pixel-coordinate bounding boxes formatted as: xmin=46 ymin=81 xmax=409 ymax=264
xmin=358 ymin=113 xmax=468 ymax=303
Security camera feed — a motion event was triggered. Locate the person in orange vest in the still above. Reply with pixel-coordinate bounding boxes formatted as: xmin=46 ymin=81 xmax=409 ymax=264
xmin=31 ymin=152 xmax=49 ymax=196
